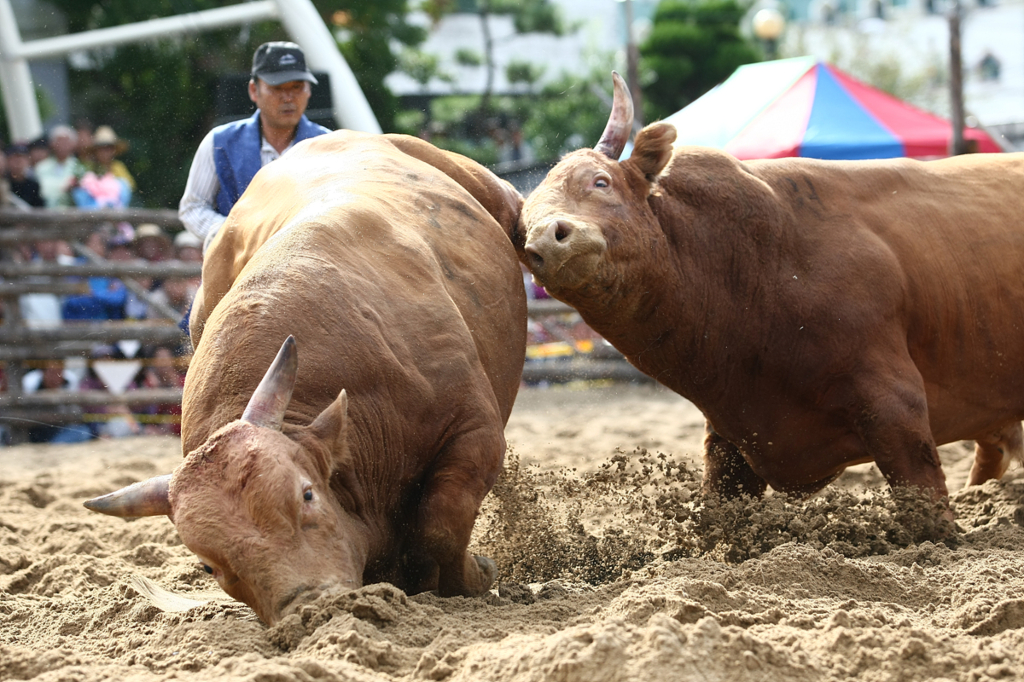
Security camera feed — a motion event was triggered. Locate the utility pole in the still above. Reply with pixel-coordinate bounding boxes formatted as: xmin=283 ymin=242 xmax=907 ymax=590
xmin=623 ymin=0 xmax=644 ymax=129
xmin=948 ymin=0 xmax=968 ymax=155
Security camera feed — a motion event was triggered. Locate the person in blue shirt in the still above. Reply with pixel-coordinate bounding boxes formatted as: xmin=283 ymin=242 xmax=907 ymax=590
xmin=62 ymin=232 xmax=131 ymax=321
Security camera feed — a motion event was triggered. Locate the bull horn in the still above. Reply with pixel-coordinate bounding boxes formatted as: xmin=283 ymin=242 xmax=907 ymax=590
xmin=241 ymin=335 xmax=298 ymax=430
xmin=594 ymin=71 xmax=634 ymax=160
xmin=84 ymin=474 xmax=172 ymax=517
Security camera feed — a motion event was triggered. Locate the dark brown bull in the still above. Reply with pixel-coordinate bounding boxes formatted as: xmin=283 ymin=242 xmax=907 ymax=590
xmin=519 ymin=73 xmax=1024 ymax=515
xmin=85 ymin=131 xmax=526 ymax=624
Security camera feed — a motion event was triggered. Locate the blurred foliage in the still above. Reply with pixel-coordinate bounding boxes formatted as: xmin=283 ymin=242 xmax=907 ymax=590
xmin=455 ymin=48 xmax=484 ymax=68
xmin=506 ymin=60 xmax=546 ymax=91
xmin=489 ymin=0 xmax=565 ymax=35
xmin=401 ymin=61 xmax=615 ymax=167
xmin=30 ymin=0 xmax=423 ymax=208
xmin=640 ymin=0 xmax=761 ymax=120
xmin=422 ymin=0 xmax=565 ymax=34
xmin=399 ymin=49 xmax=453 ymax=91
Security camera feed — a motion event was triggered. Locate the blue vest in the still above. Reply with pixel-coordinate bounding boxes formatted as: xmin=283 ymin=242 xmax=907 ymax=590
xmin=213 ymin=111 xmax=329 ymax=216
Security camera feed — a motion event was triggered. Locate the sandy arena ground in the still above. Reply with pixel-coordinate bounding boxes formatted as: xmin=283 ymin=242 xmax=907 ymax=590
xmin=2 ymin=382 xmax=1024 ymax=681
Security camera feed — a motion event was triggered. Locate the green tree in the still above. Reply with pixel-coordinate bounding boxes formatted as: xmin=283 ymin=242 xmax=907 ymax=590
xmin=640 ymin=0 xmax=761 ymax=120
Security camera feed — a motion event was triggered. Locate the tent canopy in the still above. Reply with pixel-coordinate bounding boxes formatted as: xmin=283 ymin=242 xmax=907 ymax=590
xmin=661 ymin=56 xmax=1001 ymax=160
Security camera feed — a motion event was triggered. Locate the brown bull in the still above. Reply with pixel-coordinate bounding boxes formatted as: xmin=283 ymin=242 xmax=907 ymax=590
xmin=85 ymin=131 xmax=526 ymax=624
xmin=520 ymin=73 xmax=1024 ymax=513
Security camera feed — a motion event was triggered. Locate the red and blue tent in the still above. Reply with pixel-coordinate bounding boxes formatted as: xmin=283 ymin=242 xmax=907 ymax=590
xmin=662 ymin=56 xmax=1001 ymax=160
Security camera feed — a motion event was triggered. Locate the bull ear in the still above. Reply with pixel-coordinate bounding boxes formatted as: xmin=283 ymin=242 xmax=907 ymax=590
xmin=241 ymin=336 xmax=298 ymax=430
xmin=630 ymin=122 xmax=677 ymax=180
xmin=83 ymin=474 xmax=172 ymax=517
xmin=594 ymin=72 xmax=634 ymax=160
xmin=383 ymin=133 xmax=524 ymax=242
xmin=308 ymin=389 xmax=350 ymax=470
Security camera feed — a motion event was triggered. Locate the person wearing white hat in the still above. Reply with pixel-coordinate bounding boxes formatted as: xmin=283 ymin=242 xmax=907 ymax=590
xmin=173 ymin=230 xmax=203 ymax=263
xmin=178 ymin=41 xmax=330 ymax=253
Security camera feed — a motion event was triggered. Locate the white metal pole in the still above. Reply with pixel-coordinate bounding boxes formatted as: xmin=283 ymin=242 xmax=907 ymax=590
xmin=0 ymin=0 xmax=43 ymax=141
xmin=12 ymin=2 xmax=279 ymax=60
xmin=273 ymin=0 xmax=381 ymax=133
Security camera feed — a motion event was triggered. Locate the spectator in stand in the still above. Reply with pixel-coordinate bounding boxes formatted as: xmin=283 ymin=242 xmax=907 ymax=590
xmin=73 ymin=128 xmax=133 ymax=210
xmin=136 ymin=345 xmax=186 ymax=435
xmin=78 ymin=346 xmax=142 ymax=439
xmin=63 ymin=225 xmax=129 ymax=322
xmin=170 ymin=231 xmax=203 ymax=332
xmin=22 ymin=360 xmax=93 ymax=443
xmin=105 ymin=224 xmax=136 ymax=261
xmin=19 ymin=239 xmax=76 ymax=328
xmin=35 ymin=126 xmax=86 ymax=208
xmin=27 ymin=137 xmax=49 ymax=168
xmin=149 ymin=276 xmax=195 ymax=318
xmin=0 ymin=145 xmax=11 ymax=208
xmin=104 ymin=225 xmax=153 ymax=320
xmin=61 ymin=268 xmax=127 ymax=321
xmin=4 ymin=142 xmax=44 ymax=208
xmin=83 ymin=229 xmax=108 ymax=259
xmin=134 ymin=223 xmax=171 ymax=262
xmin=88 ymin=126 xmax=136 ymax=196
xmin=173 ymin=230 xmax=203 ymax=263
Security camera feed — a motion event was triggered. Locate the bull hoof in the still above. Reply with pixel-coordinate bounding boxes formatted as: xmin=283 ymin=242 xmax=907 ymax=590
xmin=474 ymin=555 xmax=497 ymax=591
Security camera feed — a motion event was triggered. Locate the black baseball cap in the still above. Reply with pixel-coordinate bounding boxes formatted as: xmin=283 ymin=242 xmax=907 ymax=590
xmin=251 ymin=42 xmax=318 ymax=86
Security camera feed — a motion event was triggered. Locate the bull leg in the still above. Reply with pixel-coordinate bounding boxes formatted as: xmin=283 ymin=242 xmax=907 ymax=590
xmin=702 ymin=421 xmax=768 ymax=499
xmin=412 ymin=427 xmax=503 ymax=597
xmin=852 ymin=369 xmax=950 ymax=504
xmin=968 ymin=422 xmax=1023 ymax=486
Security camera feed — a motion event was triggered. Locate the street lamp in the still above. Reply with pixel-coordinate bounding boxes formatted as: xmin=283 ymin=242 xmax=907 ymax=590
xmin=753 ymin=7 xmax=786 ymax=60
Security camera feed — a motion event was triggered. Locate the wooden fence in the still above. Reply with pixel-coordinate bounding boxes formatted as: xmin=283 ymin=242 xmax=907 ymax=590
xmin=0 ymin=208 xmax=195 ymax=442
xmin=0 ymin=208 xmax=645 ymax=444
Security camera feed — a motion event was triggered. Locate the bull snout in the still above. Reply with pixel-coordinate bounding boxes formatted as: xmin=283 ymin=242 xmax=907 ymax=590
xmin=524 ymin=219 xmax=575 ymax=271
xmin=269 ymin=576 xmax=361 ymax=624
xmin=276 ymin=583 xmax=321 ymax=618
xmin=523 ymin=217 xmax=606 ymax=291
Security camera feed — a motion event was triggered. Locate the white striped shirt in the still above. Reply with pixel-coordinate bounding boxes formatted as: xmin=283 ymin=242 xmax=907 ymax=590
xmin=178 ymin=124 xmax=299 ymax=251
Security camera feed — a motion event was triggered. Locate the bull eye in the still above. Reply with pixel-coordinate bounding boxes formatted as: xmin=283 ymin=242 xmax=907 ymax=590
xmin=303 ymin=489 xmax=313 ymax=502
xmin=594 ymin=175 xmax=610 ymax=189
xmin=202 ymin=564 xmax=213 ymax=574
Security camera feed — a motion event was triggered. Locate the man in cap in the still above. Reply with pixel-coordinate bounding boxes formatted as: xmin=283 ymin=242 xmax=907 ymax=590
xmin=178 ymin=41 xmax=330 ymax=251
